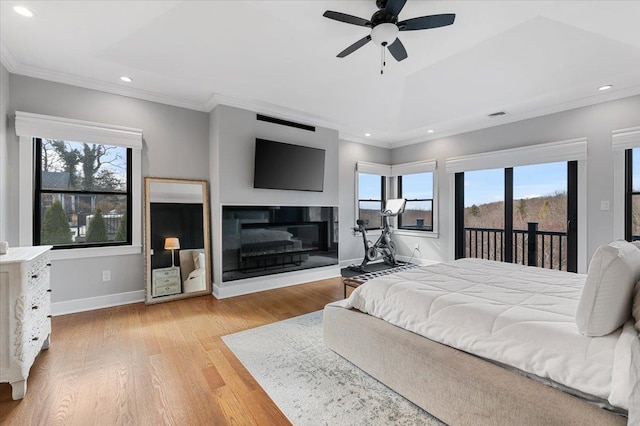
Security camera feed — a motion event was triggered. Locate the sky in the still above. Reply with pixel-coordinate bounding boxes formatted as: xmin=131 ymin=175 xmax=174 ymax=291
xmin=464 ymin=162 xmax=568 ymax=207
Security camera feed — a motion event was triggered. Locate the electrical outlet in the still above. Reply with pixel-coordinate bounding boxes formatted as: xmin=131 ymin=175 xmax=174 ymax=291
xmin=600 ymin=200 xmax=610 ymax=211
xmin=102 ymin=270 xmax=111 ymax=282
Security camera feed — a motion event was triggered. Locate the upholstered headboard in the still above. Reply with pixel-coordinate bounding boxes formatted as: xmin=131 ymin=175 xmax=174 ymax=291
xmin=179 ymin=249 xmax=205 ymax=281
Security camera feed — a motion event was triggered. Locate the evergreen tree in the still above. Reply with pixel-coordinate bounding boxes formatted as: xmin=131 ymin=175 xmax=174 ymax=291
xmin=86 ymin=208 xmax=108 ymax=243
xmin=516 ymin=199 xmax=527 ymax=220
xmin=114 ymin=211 xmax=127 ymax=241
xmin=41 ymin=200 xmax=72 ymax=245
xmin=469 ymin=204 xmax=480 ymax=217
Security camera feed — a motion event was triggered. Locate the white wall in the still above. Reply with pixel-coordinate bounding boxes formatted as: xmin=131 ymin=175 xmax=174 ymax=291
xmin=338 ymin=140 xmax=391 ymax=265
xmin=209 ymin=105 xmax=341 ymax=293
xmin=391 ymin=95 xmax=640 ymax=266
xmin=5 ymin=74 xmax=209 ymax=307
xmin=0 ymin=64 xmax=9 ymax=245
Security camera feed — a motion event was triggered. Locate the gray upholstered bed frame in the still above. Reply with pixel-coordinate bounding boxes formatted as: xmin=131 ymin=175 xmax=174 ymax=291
xmin=323 ymin=304 xmax=626 ymax=426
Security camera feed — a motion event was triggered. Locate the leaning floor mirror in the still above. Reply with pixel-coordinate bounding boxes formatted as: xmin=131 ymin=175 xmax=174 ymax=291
xmin=144 ymin=177 xmax=211 ymax=304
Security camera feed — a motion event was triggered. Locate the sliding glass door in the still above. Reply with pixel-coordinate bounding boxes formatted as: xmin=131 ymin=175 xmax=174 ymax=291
xmin=456 ymin=161 xmax=577 ymax=272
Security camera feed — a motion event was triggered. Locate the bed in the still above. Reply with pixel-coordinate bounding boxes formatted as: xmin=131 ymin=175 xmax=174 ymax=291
xmin=324 ymin=241 xmax=640 ymax=425
xmin=222 ymin=226 xmax=304 ymax=272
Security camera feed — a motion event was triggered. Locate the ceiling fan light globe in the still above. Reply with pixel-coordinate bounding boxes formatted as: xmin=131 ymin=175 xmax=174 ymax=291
xmin=371 ymin=23 xmax=399 ymax=46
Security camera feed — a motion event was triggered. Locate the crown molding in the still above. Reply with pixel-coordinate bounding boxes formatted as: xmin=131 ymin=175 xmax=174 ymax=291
xmin=2 ymin=41 xmax=209 ymax=112
xmin=207 ymin=92 xmax=342 ymax=131
xmin=0 ymin=41 xmax=18 ymax=72
xmin=207 ymin=93 xmax=394 ymax=149
xmin=3 ymin=42 xmax=639 ymax=151
xmin=388 ymin=84 xmax=640 ymax=149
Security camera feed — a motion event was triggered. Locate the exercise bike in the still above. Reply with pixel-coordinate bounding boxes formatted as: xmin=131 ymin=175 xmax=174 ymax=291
xmin=349 ymin=198 xmax=406 ymax=273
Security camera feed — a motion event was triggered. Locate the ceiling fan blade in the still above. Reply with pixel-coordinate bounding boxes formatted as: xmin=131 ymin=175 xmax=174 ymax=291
xmin=323 ymin=11 xmax=371 ymax=27
xmin=384 ymin=0 xmax=407 ymax=18
xmin=398 ymin=13 xmax=456 ymax=31
xmin=387 ymin=38 xmax=408 ymax=61
xmin=337 ymin=35 xmax=372 ymax=58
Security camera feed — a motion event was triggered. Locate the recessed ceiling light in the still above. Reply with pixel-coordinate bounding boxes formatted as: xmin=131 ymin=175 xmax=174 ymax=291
xmin=13 ymin=6 xmax=34 ymax=17
xmin=364 ymin=133 xmax=371 ymax=137
xmin=598 ymin=84 xmax=613 ymax=91
xmin=120 ymin=76 xmax=133 ymax=83
xmin=427 ymin=129 xmax=434 ymax=133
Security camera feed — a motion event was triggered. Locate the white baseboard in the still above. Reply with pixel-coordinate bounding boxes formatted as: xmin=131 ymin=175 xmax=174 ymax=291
xmin=340 ymin=258 xmax=362 ymax=268
xmin=51 ymin=289 xmax=145 ymax=316
xmin=395 ymin=255 xmax=440 ymax=266
xmin=213 ymin=266 xmax=341 ymax=299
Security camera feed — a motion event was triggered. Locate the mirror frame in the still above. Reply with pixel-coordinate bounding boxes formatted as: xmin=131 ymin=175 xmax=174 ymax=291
xmin=144 ymin=177 xmax=211 ymax=304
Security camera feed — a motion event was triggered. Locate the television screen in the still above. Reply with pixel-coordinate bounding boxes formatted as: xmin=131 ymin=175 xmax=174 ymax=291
xmin=254 ymin=139 xmax=325 ymax=192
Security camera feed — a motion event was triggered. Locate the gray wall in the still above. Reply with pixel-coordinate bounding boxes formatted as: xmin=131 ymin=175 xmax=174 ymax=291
xmin=0 ymin=64 xmax=9 ymax=244
xmin=391 ymin=94 xmax=640 ymax=265
xmin=5 ymin=75 xmax=209 ymax=303
xmin=209 ymin=105 xmax=340 ymax=287
xmin=339 ymin=140 xmax=392 ymax=264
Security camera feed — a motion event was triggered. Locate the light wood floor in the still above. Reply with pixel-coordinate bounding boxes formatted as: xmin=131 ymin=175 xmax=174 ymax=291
xmin=0 ymin=278 xmax=343 ymax=425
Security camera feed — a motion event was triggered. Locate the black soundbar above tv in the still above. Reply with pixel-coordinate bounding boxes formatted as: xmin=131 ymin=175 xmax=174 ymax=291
xmin=254 ymin=139 xmax=325 ymax=192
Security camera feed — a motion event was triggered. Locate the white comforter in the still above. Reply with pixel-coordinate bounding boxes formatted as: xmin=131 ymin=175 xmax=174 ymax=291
xmin=342 ymin=258 xmax=637 ymax=410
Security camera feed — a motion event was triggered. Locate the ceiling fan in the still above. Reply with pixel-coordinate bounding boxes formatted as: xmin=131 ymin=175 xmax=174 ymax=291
xmin=323 ymin=0 xmax=455 ymax=72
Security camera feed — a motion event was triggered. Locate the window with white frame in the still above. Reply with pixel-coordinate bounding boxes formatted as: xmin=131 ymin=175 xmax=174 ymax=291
xmin=397 ymin=172 xmax=434 ymax=231
xmin=612 ymin=127 xmax=640 ymax=242
xmin=16 ymin=112 xmax=142 ymax=259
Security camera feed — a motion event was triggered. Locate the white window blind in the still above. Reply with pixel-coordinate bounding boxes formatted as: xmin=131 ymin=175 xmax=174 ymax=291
xmin=445 ymin=138 xmax=587 ymax=174
xmin=15 ymin=111 xmax=142 ymax=149
xmin=612 ymin=126 xmax=640 ymax=151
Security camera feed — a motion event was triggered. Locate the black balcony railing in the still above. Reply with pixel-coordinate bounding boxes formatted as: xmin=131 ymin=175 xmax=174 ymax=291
xmin=464 ymin=222 xmax=568 ymax=271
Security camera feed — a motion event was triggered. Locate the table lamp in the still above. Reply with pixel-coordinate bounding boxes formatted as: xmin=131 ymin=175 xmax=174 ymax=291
xmin=164 ymin=237 xmax=180 ymax=267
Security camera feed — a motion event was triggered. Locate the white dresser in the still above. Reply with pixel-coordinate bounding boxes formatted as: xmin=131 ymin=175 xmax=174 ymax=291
xmin=0 ymin=246 xmax=52 ymax=400
xmin=152 ymin=266 xmax=181 ymax=297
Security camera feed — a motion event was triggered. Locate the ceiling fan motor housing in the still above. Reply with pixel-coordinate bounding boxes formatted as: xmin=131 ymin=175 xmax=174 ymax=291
xmin=371 ymin=23 xmax=399 ymax=46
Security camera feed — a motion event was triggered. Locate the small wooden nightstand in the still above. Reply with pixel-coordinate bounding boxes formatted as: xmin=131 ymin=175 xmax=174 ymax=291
xmin=152 ymin=266 xmax=181 ymax=297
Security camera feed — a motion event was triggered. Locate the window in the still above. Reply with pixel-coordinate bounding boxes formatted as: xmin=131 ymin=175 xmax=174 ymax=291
xmin=625 ymin=148 xmax=640 ymax=241
xmin=16 ymin=111 xmax=142 ymax=260
xmin=455 ymin=162 xmax=577 ymax=272
xmin=34 ymin=139 xmax=131 ymax=248
xmin=398 ymin=172 xmax=434 ymax=231
xmin=357 ymin=173 xmax=385 ymax=229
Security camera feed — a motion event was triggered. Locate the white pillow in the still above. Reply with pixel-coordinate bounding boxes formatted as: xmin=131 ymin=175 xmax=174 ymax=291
xmin=576 ymin=240 xmax=640 ymax=336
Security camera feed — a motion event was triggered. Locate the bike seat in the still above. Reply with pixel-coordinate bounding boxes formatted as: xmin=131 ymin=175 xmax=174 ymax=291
xmin=356 ymin=219 xmax=369 ymax=226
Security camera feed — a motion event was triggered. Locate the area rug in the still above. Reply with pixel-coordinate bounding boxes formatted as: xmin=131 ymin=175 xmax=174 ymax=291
xmin=222 ymin=311 xmax=443 ymax=426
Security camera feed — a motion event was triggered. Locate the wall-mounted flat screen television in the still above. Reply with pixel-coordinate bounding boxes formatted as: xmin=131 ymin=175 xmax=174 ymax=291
xmin=254 ymin=139 xmax=325 ymax=192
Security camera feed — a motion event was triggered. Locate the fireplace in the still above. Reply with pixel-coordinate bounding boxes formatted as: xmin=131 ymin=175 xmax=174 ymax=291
xmin=222 ymin=206 xmax=338 ymax=281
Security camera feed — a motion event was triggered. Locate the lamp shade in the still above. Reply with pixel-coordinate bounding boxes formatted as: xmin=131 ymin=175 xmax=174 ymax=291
xmin=164 ymin=237 xmax=180 ymax=250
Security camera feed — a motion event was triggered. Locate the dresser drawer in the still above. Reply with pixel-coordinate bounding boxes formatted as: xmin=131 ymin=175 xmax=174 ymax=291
xmin=154 ymin=282 xmax=181 ymax=297
xmin=27 ymin=254 xmax=50 ymax=292
xmin=154 ymin=276 xmax=178 ymax=286
xmin=153 ymin=268 xmax=179 ymax=279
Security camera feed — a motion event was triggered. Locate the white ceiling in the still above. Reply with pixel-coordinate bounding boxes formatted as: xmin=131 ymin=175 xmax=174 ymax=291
xmin=2 ymin=1 xmax=640 ymax=148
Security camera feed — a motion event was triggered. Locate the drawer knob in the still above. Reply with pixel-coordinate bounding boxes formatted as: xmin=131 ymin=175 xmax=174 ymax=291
xmin=32 ymin=305 xmax=39 ymax=310
xmin=32 ymin=337 xmax=39 ymax=341
xmin=31 ymin=274 xmax=39 ymax=279
xmin=47 ymin=315 xmax=52 ymax=318
xmin=47 ymin=289 xmax=52 ymax=293
xmin=46 ymin=263 xmax=52 ymax=267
